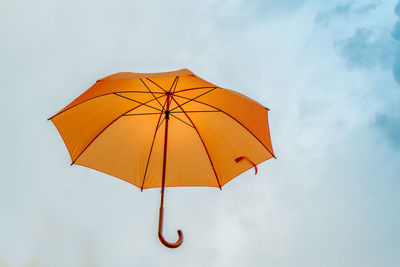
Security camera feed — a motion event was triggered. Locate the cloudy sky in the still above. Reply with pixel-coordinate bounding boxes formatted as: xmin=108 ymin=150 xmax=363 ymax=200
xmin=1 ymin=0 xmax=400 ymax=266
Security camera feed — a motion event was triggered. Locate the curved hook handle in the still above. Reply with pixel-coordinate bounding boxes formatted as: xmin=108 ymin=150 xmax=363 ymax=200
xmin=158 ymin=229 xmax=183 ymax=249
xmin=158 ymin=207 xmax=183 ymax=248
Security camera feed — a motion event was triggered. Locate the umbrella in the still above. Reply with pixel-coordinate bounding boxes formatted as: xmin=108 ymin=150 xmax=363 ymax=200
xmin=49 ymin=68 xmax=275 ymax=248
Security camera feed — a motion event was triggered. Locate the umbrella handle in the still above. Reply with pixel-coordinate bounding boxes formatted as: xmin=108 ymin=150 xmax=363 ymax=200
xmin=157 ymin=95 xmax=183 ymax=248
xmin=158 ymin=207 xmax=183 ymax=248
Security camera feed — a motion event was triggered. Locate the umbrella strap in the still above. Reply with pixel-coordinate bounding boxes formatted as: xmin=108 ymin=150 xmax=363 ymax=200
xmin=235 ymin=156 xmax=258 ymax=175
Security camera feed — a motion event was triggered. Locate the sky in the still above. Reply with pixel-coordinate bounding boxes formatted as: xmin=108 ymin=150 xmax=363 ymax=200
xmin=1 ymin=0 xmax=399 ymax=266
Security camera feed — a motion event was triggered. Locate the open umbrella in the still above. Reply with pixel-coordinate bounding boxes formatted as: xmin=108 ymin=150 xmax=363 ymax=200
xmin=49 ymin=68 xmax=275 ymax=248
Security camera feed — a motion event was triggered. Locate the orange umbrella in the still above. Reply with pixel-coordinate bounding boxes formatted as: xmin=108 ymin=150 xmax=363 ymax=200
xmin=49 ymin=69 xmax=275 ymax=248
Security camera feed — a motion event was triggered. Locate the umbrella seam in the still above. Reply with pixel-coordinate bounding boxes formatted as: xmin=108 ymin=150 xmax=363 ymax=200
xmin=71 ymin=94 xmax=165 ymax=165
xmin=174 ymin=86 xmax=217 ymax=93
xmin=123 ymin=112 xmax=163 ymax=116
xmin=171 ymin=110 xmax=220 ymax=113
xmin=169 ymin=88 xmax=216 ymax=112
xmin=141 ymin=97 xmax=169 ymax=191
xmin=141 ymin=76 xmax=179 ymax=190
xmin=171 ymin=76 xmax=180 ymax=94
xmin=157 ymin=117 xmax=166 ymax=131
xmin=48 ymin=91 xmax=164 ymax=120
xmin=173 ymin=95 xmax=276 ymax=159
xmin=139 ymin=78 xmax=165 ymax=109
xmin=170 ymin=95 xmax=222 ymax=190
xmin=113 ymin=93 xmax=162 ymax=112
xmin=145 ymin=78 xmax=167 ymax=93
xmin=170 ymin=114 xmax=195 ymax=128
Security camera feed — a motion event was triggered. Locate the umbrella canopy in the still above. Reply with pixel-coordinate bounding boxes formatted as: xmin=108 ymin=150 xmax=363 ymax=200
xmin=49 ymin=68 xmax=275 ymax=248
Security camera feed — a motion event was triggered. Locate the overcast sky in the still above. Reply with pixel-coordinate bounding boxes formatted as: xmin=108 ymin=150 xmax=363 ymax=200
xmin=1 ymin=0 xmax=400 ymax=266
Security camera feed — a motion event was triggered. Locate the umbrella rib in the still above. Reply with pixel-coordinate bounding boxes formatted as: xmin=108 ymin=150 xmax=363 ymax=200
xmin=171 ymin=110 xmax=220 ymax=114
xmin=173 ymin=95 xmax=276 ymax=159
xmin=71 ymin=95 xmax=165 ymax=165
xmin=174 ymin=86 xmax=217 ymax=93
xmin=156 ymin=117 xmax=166 ymax=131
xmin=169 ymin=88 xmax=216 ymax=112
xmin=170 ymin=114 xmax=195 ymax=128
xmin=48 ymin=90 xmax=164 ymax=120
xmin=146 ymin=78 xmax=167 ymax=93
xmin=171 ymin=76 xmax=179 ymax=94
xmin=170 ymin=78 xmax=203 ymax=127
xmin=140 ymin=78 xmax=165 ymax=109
xmin=123 ymin=112 xmax=162 ymax=116
xmin=170 ymin=96 xmax=222 ymax=189
xmin=113 ymin=93 xmax=162 ymax=112
xmin=141 ymin=97 xmax=168 ymax=191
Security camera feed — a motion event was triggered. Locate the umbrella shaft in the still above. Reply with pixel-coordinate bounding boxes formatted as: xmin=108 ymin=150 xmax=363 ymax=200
xmin=160 ymin=94 xmax=171 ymax=209
xmin=157 ymin=93 xmax=184 ymax=248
